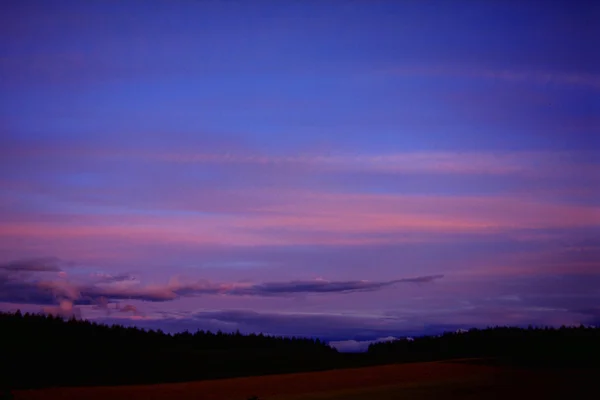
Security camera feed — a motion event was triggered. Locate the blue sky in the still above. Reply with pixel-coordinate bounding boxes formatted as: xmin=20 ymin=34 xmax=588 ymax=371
xmin=1 ymin=0 xmax=599 ymax=348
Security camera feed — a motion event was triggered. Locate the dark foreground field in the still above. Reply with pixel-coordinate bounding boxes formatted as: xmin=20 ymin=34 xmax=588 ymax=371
xmin=12 ymin=360 xmax=600 ymax=400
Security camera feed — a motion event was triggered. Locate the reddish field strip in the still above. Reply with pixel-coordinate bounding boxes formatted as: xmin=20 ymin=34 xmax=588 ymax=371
xmin=13 ymin=361 xmax=499 ymax=400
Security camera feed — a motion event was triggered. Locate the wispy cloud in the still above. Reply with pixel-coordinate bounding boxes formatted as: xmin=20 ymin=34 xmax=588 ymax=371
xmin=91 ymin=283 xmax=600 ymax=342
xmin=0 ymin=257 xmax=62 ymax=272
xmin=116 ymin=304 xmax=141 ymax=316
xmin=90 ymin=272 xmax=137 ymax=283
xmin=93 ymin=309 xmax=406 ymax=339
xmin=3 ymin=138 xmax=597 ymax=178
xmin=1 ymin=190 xmax=597 ymax=253
xmin=150 ymin=150 xmax=598 ymax=178
xmin=225 ymin=275 xmax=443 ymax=296
xmin=0 ymin=259 xmax=443 ymax=309
xmin=173 ymin=309 xmax=406 ymax=339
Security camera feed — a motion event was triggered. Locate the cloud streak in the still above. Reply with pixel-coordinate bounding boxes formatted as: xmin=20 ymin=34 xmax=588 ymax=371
xmin=91 ymin=279 xmax=600 ymax=343
xmin=230 ymin=275 xmax=444 ymax=296
xmin=0 ymin=257 xmax=62 ymax=272
xmin=0 ymin=259 xmax=443 ymax=309
xmin=154 ymin=150 xmax=584 ymax=175
xmin=3 ymin=139 xmax=597 ymax=178
xmin=1 ymin=191 xmax=597 ymax=255
xmin=89 ymin=274 xmax=443 ymax=300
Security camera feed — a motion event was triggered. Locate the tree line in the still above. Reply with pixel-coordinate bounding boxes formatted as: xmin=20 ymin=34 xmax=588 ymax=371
xmin=2 ymin=311 xmax=599 ymax=390
xmin=367 ymin=325 xmax=600 ymax=367
xmin=1 ymin=311 xmax=338 ymax=390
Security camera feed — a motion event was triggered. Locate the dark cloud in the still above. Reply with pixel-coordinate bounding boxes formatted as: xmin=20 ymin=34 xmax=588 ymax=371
xmin=80 ymin=284 xmax=182 ymax=302
xmin=189 ymin=310 xmax=367 ymax=335
xmin=116 ymin=304 xmax=141 ymax=316
xmin=91 ymin=273 xmax=137 ymax=283
xmin=228 ymin=275 xmax=444 ymax=296
xmin=0 ymin=257 xmax=61 ymax=272
xmin=94 ymin=309 xmax=462 ymax=344
xmin=0 ymin=258 xmax=443 ymax=311
xmin=81 ymin=274 xmax=600 ymax=345
xmin=93 ymin=296 xmax=110 ymax=313
xmin=97 ymin=309 xmax=406 ymax=339
xmin=76 ymin=275 xmax=443 ymax=302
xmin=185 ymin=309 xmax=445 ymax=340
xmin=0 ymin=258 xmax=68 ymax=305
xmin=396 ymin=275 xmax=445 ymax=284
xmin=0 ymin=278 xmax=58 ymax=305
xmin=571 ymin=307 xmax=600 ymax=326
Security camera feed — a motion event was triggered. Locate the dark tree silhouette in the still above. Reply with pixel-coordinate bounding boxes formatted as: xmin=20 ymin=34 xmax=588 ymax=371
xmin=0 ymin=311 xmax=337 ymax=390
xmin=367 ymin=325 xmax=600 ymax=367
xmin=1 ymin=311 xmax=599 ymax=391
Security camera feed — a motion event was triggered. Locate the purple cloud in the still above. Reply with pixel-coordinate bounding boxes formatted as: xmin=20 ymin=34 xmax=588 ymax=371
xmin=0 ymin=259 xmax=443 ymax=309
xmin=229 ymin=275 xmax=444 ymax=296
xmin=0 ymin=257 xmax=62 ymax=272
xmin=0 ymin=0 xmax=598 ymax=342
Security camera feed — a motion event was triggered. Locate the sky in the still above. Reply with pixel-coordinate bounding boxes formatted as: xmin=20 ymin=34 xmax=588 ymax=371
xmin=1 ymin=0 xmax=599 ymax=351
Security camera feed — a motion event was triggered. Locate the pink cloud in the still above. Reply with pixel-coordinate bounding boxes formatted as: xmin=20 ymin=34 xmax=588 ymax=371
xmin=1 ymin=257 xmax=444 ymax=311
xmin=240 ymin=191 xmax=600 ymax=232
xmin=0 ymin=191 xmax=598 ymax=251
xmin=42 ymin=299 xmax=81 ymax=319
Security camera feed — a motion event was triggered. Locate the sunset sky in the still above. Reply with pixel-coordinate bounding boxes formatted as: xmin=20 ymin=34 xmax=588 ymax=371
xmin=1 ymin=0 xmax=599 ymax=351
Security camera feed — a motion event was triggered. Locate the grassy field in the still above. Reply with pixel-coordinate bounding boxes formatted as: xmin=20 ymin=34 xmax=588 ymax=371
xmin=12 ymin=360 xmax=600 ymax=400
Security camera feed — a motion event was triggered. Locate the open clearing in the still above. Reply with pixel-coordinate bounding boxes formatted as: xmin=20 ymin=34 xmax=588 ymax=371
xmin=13 ymin=360 xmax=600 ymax=400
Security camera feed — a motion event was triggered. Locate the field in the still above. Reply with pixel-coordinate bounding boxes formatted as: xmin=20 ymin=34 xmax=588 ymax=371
xmin=12 ymin=360 xmax=600 ymax=400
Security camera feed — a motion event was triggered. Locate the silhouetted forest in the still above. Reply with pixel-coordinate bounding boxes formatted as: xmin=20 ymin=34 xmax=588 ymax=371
xmin=2 ymin=311 xmax=599 ymax=390
xmin=1 ymin=311 xmax=337 ymax=390
xmin=367 ymin=325 xmax=600 ymax=367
